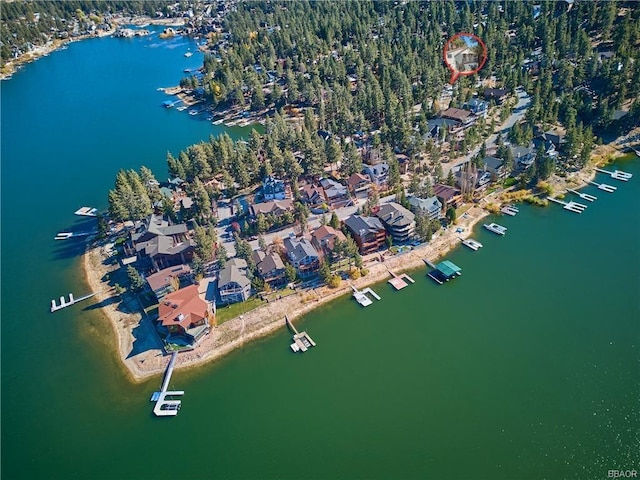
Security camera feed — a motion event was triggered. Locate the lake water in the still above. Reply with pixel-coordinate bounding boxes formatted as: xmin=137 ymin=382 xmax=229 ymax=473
xmin=1 ymin=27 xmax=638 ymax=480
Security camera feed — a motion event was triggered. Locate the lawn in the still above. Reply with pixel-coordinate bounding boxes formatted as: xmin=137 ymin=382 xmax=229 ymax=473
xmin=216 ymin=297 xmax=266 ymax=324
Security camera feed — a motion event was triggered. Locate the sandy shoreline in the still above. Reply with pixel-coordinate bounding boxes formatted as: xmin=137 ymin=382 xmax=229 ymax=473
xmin=82 ymin=132 xmax=640 ymax=384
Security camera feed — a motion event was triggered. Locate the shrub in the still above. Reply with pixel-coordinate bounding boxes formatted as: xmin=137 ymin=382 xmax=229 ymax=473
xmin=327 ymin=275 xmax=341 ymax=288
xmin=360 ymin=268 xmax=369 ymax=276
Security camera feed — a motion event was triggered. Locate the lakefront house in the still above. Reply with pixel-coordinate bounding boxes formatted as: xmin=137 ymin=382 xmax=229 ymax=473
xmin=158 ymin=284 xmax=212 ymax=345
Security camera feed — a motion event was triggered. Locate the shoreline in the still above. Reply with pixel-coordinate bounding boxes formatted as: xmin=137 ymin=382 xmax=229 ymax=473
xmin=1 ymin=16 xmax=185 ymax=81
xmin=81 ymin=132 xmax=639 ymax=384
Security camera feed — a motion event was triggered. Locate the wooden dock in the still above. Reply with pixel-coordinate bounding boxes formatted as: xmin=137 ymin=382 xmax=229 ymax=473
xmin=74 ymin=206 xmax=98 ymax=217
xmin=351 ymin=285 xmax=381 ymax=306
xmin=151 ymin=351 xmax=184 ymax=417
xmin=50 ymin=292 xmax=97 ymax=312
xmin=285 ymin=316 xmax=316 ymax=353
xmin=387 ymin=270 xmax=415 ymax=290
xmin=546 ymin=197 xmax=587 ymax=214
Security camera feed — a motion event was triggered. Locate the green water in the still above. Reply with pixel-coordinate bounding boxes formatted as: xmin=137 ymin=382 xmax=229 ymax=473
xmin=2 ymin=29 xmax=639 ymax=480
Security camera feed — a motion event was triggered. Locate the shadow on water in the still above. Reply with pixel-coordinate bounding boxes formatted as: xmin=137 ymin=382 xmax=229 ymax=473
xmin=50 ymin=217 xmax=99 ymax=260
xmin=126 ymin=317 xmax=162 ymax=359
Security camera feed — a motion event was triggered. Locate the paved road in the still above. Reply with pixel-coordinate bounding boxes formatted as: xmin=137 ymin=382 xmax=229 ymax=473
xmin=445 ymin=87 xmax=531 ymax=174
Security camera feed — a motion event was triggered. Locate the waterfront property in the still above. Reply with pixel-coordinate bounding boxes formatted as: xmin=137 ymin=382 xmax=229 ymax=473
xmin=158 ymin=285 xmax=212 ymax=346
xmin=126 ymin=214 xmax=195 ymax=271
xmin=252 ymin=250 xmax=287 ymax=287
xmin=376 ymin=202 xmax=416 ymax=243
xmin=284 ymin=237 xmax=321 ymax=278
xmin=218 ymin=258 xmax=252 ymax=304
xmin=408 ymin=195 xmax=442 ymax=221
xmin=433 ymin=184 xmax=462 ymax=212
xmin=146 ymin=264 xmax=193 ymax=300
xmin=311 ymin=225 xmax=347 ymax=259
xmin=343 ymin=214 xmax=387 ymax=254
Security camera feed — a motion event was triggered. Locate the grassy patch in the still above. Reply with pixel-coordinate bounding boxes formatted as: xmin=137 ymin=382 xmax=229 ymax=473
xmin=216 ymin=297 xmax=266 ymax=324
xmin=503 ymin=177 xmax=518 ymax=188
xmin=264 ymin=287 xmax=296 ymax=302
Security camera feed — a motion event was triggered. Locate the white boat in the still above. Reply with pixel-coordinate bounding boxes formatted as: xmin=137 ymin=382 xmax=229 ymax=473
xmin=184 ymin=51 xmax=193 ymax=57
xmin=290 ymin=343 xmax=300 ymax=352
xmin=462 ymin=238 xmax=483 ymax=251
xmin=188 ymin=110 xmax=198 ymax=115
xmin=483 ymin=223 xmax=507 ymax=235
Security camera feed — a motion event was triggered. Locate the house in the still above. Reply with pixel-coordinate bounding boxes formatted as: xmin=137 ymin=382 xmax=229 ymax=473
xmin=445 ymin=46 xmax=479 ymax=72
xmin=262 ymin=175 xmax=286 ymax=201
xmin=441 ymin=107 xmax=475 ymax=127
xmin=424 ymin=118 xmax=462 ymax=142
xmin=311 ymin=225 xmax=347 ymax=258
xmin=376 ymin=202 xmax=415 ymax=243
xmin=346 ymin=172 xmax=371 ymax=196
xmin=454 ymin=166 xmax=492 ymax=191
xmin=343 ymin=215 xmax=387 ymax=254
xmin=146 ymin=264 xmax=192 ymax=300
xmin=299 ymin=184 xmax=326 ymax=208
xmin=252 ymin=250 xmax=286 ymax=287
xmin=127 ymin=214 xmax=195 ymax=271
xmin=538 ymin=130 xmax=565 ymax=149
xmin=483 ymin=88 xmax=509 ymax=104
xmin=250 ymin=199 xmax=294 ymax=217
xmin=510 ymin=143 xmax=536 ymax=170
xmin=466 ymin=98 xmax=489 ymax=116
xmin=283 ymin=237 xmax=320 ymax=278
xmin=433 ymin=184 xmax=462 ymax=211
xmin=158 ymin=285 xmax=211 ymax=345
xmin=408 ymin=195 xmax=442 ymax=221
xmin=319 ymin=178 xmax=351 ymax=207
xmin=481 ymin=156 xmax=507 ymax=179
xmin=363 ymin=162 xmax=389 ymax=186
xmin=218 ymin=258 xmax=251 ymax=305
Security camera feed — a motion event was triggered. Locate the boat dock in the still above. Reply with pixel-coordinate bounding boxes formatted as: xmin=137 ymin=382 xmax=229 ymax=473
xmin=501 ymin=205 xmax=519 ymax=216
xmin=151 ymin=352 xmax=184 ymax=417
xmin=74 ymin=206 xmax=97 ymax=217
xmin=567 ymin=189 xmax=597 ymax=202
xmin=588 ymin=181 xmax=617 ymax=192
xmin=387 ymin=270 xmax=415 ymax=290
xmin=484 ymin=223 xmax=508 ymax=235
xmin=50 ymin=292 xmax=97 ymax=312
xmin=546 ymin=197 xmax=587 ymax=213
xmin=461 ymin=238 xmax=483 ymax=251
xmin=351 ymin=285 xmax=381 ymax=307
xmin=285 ymin=316 xmax=316 ymax=353
xmin=426 ymin=260 xmax=462 ymax=285
xmin=595 ymin=168 xmax=633 ymax=182
xmin=54 ymin=230 xmax=98 ymax=240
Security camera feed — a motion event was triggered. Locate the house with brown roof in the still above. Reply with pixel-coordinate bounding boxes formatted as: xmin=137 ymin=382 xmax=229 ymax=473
xmin=483 ymin=88 xmax=509 ymax=104
xmin=343 ymin=215 xmax=387 ymax=254
xmin=433 ymin=184 xmax=462 ymax=212
xmin=146 ymin=264 xmax=192 ymax=300
xmin=311 ymin=225 xmax=347 ymax=259
xmin=298 ymin=184 xmax=326 ymax=208
xmin=252 ymin=250 xmax=286 ymax=287
xmin=127 ymin=214 xmax=195 ymax=271
xmin=346 ymin=173 xmax=371 ymax=196
xmin=441 ymin=107 xmax=475 ymax=127
xmin=250 ymin=199 xmax=294 ymax=217
xmin=158 ymin=284 xmax=212 ymax=345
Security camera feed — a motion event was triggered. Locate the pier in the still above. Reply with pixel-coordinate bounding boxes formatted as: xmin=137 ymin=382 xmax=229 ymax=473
xmin=50 ymin=292 xmax=97 ymax=312
xmin=285 ymin=316 xmax=317 ymax=353
xmin=595 ymin=168 xmax=633 ymax=182
xmin=351 ymin=285 xmax=381 ymax=307
xmin=387 ymin=269 xmax=415 ymax=290
xmin=461 ymin=238 xmax=483 ymax=251
xmin=546 ymin=197 xmax=587 ymax=214
xmin=501 ymin=205 xmax=519 ymax=216
xmin=567 ymin=189 xmax=597 ymax=202
xmin=588 ymin=181 xmax=617 ymax=192
xmin=151 ymin=351 xmax=184 ymax=417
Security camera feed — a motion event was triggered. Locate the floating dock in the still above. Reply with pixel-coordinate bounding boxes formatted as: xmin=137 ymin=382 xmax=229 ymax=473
xmin=50 ymin=292 xmax=97 ymax=312
xmin=285 ymin=316 xmax=316 ymax=353
xmin=74 ymin=207 xmax=97 ymax=217
xmin=387 ymin=270 xmax=415 ymax=290
xmin=546 ymin=197 xmax=587 ymax=213
xmin=567 ymin=189 xmax=597 ymax=202
xmin=151 ymin=351 xmax=184 ymax=417
xmin=588 ymin=181 xmax=616 ymax=192
xmin=461 ymin=238 xmax=483 ymax=251
xmin=501 ymin=205 xmax=519 ymax=216
xmin=351 ymin=285 xmax=381 ymax=307
xmin=595 ymin=168 xmax=633 ymax=182
xmin=426 ymin=260 xmax=462 ymax=285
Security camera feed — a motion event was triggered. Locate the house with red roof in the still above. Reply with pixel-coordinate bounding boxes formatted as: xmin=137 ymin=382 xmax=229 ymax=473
xmin=158 ymin=284 xmax=213 ymax=345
